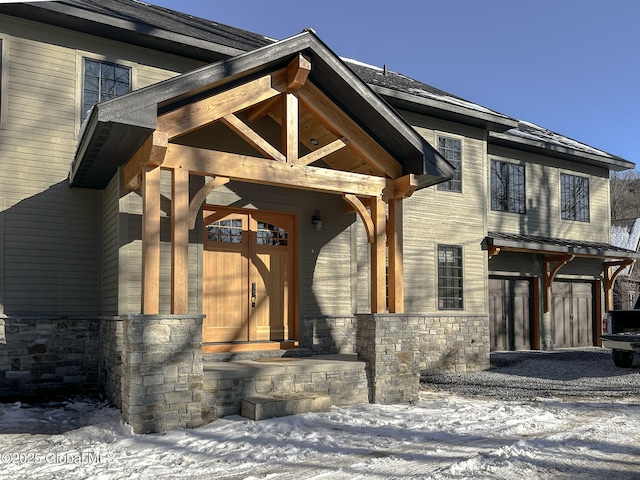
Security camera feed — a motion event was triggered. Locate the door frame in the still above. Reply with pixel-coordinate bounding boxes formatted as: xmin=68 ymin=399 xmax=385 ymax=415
xmin=201 ymin=205 xmax=299 ymax=352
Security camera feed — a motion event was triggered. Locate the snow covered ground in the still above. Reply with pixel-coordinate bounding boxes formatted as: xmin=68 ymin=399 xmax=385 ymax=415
xmin=2 ymin=348 xmax=640 ymax=480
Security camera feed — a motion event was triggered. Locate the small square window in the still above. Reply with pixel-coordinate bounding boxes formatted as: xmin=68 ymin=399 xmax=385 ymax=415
xmin=82 ymin=58 xmax=131 ymax=121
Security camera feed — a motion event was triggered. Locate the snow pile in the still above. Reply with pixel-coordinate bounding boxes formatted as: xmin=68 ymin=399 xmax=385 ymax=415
xmin=1 ymin=349 xmax=640 ymax=479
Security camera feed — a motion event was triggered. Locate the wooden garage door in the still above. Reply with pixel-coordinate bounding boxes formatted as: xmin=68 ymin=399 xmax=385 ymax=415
xmin=489 ymin=277 xmax=533 ymax=351
xmin=552 ymin=281 xmax=594 ymax=348
xmin=202 ymin=208 xmax=295 ymax=344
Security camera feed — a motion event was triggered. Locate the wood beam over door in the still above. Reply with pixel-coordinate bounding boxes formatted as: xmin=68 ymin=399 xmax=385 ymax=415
xmin=162 ymin=145 xmax=388 ymax=198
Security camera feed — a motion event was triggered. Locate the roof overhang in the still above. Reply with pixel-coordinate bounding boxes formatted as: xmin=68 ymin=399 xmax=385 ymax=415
xmin=372 ymin=85 xmax=519 ymax=133
xmin=0 ymin=1 xmax=260 ymax=62
xmin=483 ymin=231 xmax=640 ymax=259
xmin=489 ymin=131 xmax=635 ymax=172
xmin=70 ymin=31 xmax=454 ymax=189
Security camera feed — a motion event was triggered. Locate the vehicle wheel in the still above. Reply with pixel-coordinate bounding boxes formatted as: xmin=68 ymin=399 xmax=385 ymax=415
xmin=612 ymin=350 xmax=634 ymax=368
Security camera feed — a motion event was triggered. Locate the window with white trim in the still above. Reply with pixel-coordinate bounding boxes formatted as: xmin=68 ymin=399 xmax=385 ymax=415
xmin=82 ymin=58 xmax=131 ymax=121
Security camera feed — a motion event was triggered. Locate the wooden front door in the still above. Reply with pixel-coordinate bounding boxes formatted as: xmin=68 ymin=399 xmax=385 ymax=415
xmin=202 ymin=208 xmax=295 ymax=344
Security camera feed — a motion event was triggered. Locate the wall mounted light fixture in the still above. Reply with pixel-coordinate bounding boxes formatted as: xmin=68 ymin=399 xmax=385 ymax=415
xmin=311 ymin=210 xmax=323 ymax=231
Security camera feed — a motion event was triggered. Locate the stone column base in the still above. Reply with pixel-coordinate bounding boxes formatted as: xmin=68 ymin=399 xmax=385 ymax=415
xmin=356 ymin=314 xmax=420 ymax=404
xmin=120 ymin=314 xmax=204 ymax=433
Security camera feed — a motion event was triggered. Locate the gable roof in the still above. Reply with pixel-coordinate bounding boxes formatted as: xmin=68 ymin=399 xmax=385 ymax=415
xmin=70 ymin=30 xmax=454 ymax=189
xmin=3 ymin=0 xmax=633 ymax=173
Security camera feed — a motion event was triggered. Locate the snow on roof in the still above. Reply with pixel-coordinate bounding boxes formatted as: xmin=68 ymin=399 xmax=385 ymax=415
xmin=506 ymin=121 xmax=614 ymax=159
xmin=611 ymin=218 xmax=640 ymax=275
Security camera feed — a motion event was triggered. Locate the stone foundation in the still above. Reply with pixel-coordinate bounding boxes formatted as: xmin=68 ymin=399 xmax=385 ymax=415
xmin=302 ymin=313 xmax=491 ymax=376
xmin=0 ymin=316 xmax=100 ymax=401
xmin=120 ymin=314 xmax=205 ymax=433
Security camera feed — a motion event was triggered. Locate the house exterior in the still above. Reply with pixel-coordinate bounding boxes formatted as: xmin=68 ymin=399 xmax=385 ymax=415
xmin=0 ymin=0 xmax=637 ymax=432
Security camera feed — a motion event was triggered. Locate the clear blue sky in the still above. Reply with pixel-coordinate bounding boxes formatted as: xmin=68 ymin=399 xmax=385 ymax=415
xmin=151 ymin=0 xmax=640 ymax=167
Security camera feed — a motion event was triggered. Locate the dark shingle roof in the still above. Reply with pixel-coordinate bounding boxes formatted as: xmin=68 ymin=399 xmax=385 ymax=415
xmin=61 ymin=0 xmax=274 ymax=51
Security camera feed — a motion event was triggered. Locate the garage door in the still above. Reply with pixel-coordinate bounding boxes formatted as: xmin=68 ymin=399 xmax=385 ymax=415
xmin=489 ymin=277 xmax=533 ymax=351
xmin=552 ymin=281 xmax=594 ymax=348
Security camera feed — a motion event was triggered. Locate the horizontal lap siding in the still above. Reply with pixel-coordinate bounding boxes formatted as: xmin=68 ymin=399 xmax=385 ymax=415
xmin=488 ymin=145 xmax=611 ymax=243
xmin=0 ymin=15 xmax=203 ymax=315
xmin=401 ymin=114 xmax=488 ymax=315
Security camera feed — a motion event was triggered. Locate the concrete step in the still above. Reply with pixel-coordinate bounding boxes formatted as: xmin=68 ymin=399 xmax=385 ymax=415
xmin=241 ymin=393 xmax=331 ymax=420
xmin=202 ymin=348 xmax=312 ymax=363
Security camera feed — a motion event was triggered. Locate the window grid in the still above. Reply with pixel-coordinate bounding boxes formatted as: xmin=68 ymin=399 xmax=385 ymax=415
xmin=82 ymin=58 xmax=131 ymax=121
xmin=491 ymin=160 xmax=526 ymax=213
xmin=438 ymin=245 xmax=463 ymax=310
xmin=561 ymin=173 xmax=590 ymax=222
xmin=437 ymin=136 xmax=462 ymax=192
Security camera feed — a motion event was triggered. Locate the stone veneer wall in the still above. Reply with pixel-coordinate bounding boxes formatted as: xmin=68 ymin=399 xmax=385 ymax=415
xmin=120 ymin=314 xmax=205 ymax=434
xmin=99 ymin=317 xmax=124 ymax=409
xmin=0 ymin=317 xmax=100 ymax=400
xmin=302 ymin=314 xmax=490 ymax=375
xmin=416 ymin=315 xmax=490 ymax=374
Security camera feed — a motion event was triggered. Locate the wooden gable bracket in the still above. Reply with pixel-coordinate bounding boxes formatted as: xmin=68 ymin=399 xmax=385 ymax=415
xmin=123 ymin=131 xmax=168 ymax=190
xmin=221 ymin=114 xmax=285 ymax=162
xmin=157 ymin=69 xmax=287 ymax=140
xmin=344 ymin=193 xmax=375 ymax=243
xmin=488 ymin=246 xmax=501 ymax=259
xmin=298 ymin=82 xmax=402 ymax=179
xmin=542 ymin=254 xmax=575 ymax=312
xmin=187 ymin=176 xmax=230 ymax=230
xmin=603 ymin=259 xmax=635 ymax=311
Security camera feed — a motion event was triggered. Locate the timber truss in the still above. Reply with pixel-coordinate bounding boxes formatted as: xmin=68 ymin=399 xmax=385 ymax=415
xmin=123 ymin=54 xmax=417 ymax=316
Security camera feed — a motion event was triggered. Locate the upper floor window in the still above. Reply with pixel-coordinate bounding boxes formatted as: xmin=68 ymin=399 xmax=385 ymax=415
xmin=438 ymin=245 xmax=463 ymax=310
xmin=437 ymin=136 xmax=462 ymax=192
xmin=561 ymin=173 xmax=590 ymax=222
xmin=82 ymin=58 xmax=131 ymax=121
xmin=491 ymin=160 xmax=525 ymax=214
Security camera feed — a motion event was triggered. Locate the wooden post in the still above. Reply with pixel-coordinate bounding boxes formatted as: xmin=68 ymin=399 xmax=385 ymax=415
xmin=172 ymin=167 xmax=190 ymax=314
xmin=387 ymin=198 xmax=404 ymax=313
xmin=141 ymin=166 xmax=161 ymax=314
xmin=283 ymin=92 xmax=298 ymax=163
xmin=370 ymin=196 xmax=387 ymax=313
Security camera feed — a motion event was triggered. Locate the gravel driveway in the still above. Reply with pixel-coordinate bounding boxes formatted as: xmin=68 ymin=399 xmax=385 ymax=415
xmin=422 ymin=347 xmax=640 ymax=401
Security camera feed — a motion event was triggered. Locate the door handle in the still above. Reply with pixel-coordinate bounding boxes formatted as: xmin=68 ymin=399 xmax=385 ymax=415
xmin=251 ymin=282 xmax=257 ymax=307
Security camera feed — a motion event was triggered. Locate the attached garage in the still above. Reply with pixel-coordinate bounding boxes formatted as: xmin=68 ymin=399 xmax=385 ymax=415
xmin=552 ymin=281 xmax=595 ymax=348
xmin=489 ymin=277 xmax=534 ymax=351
